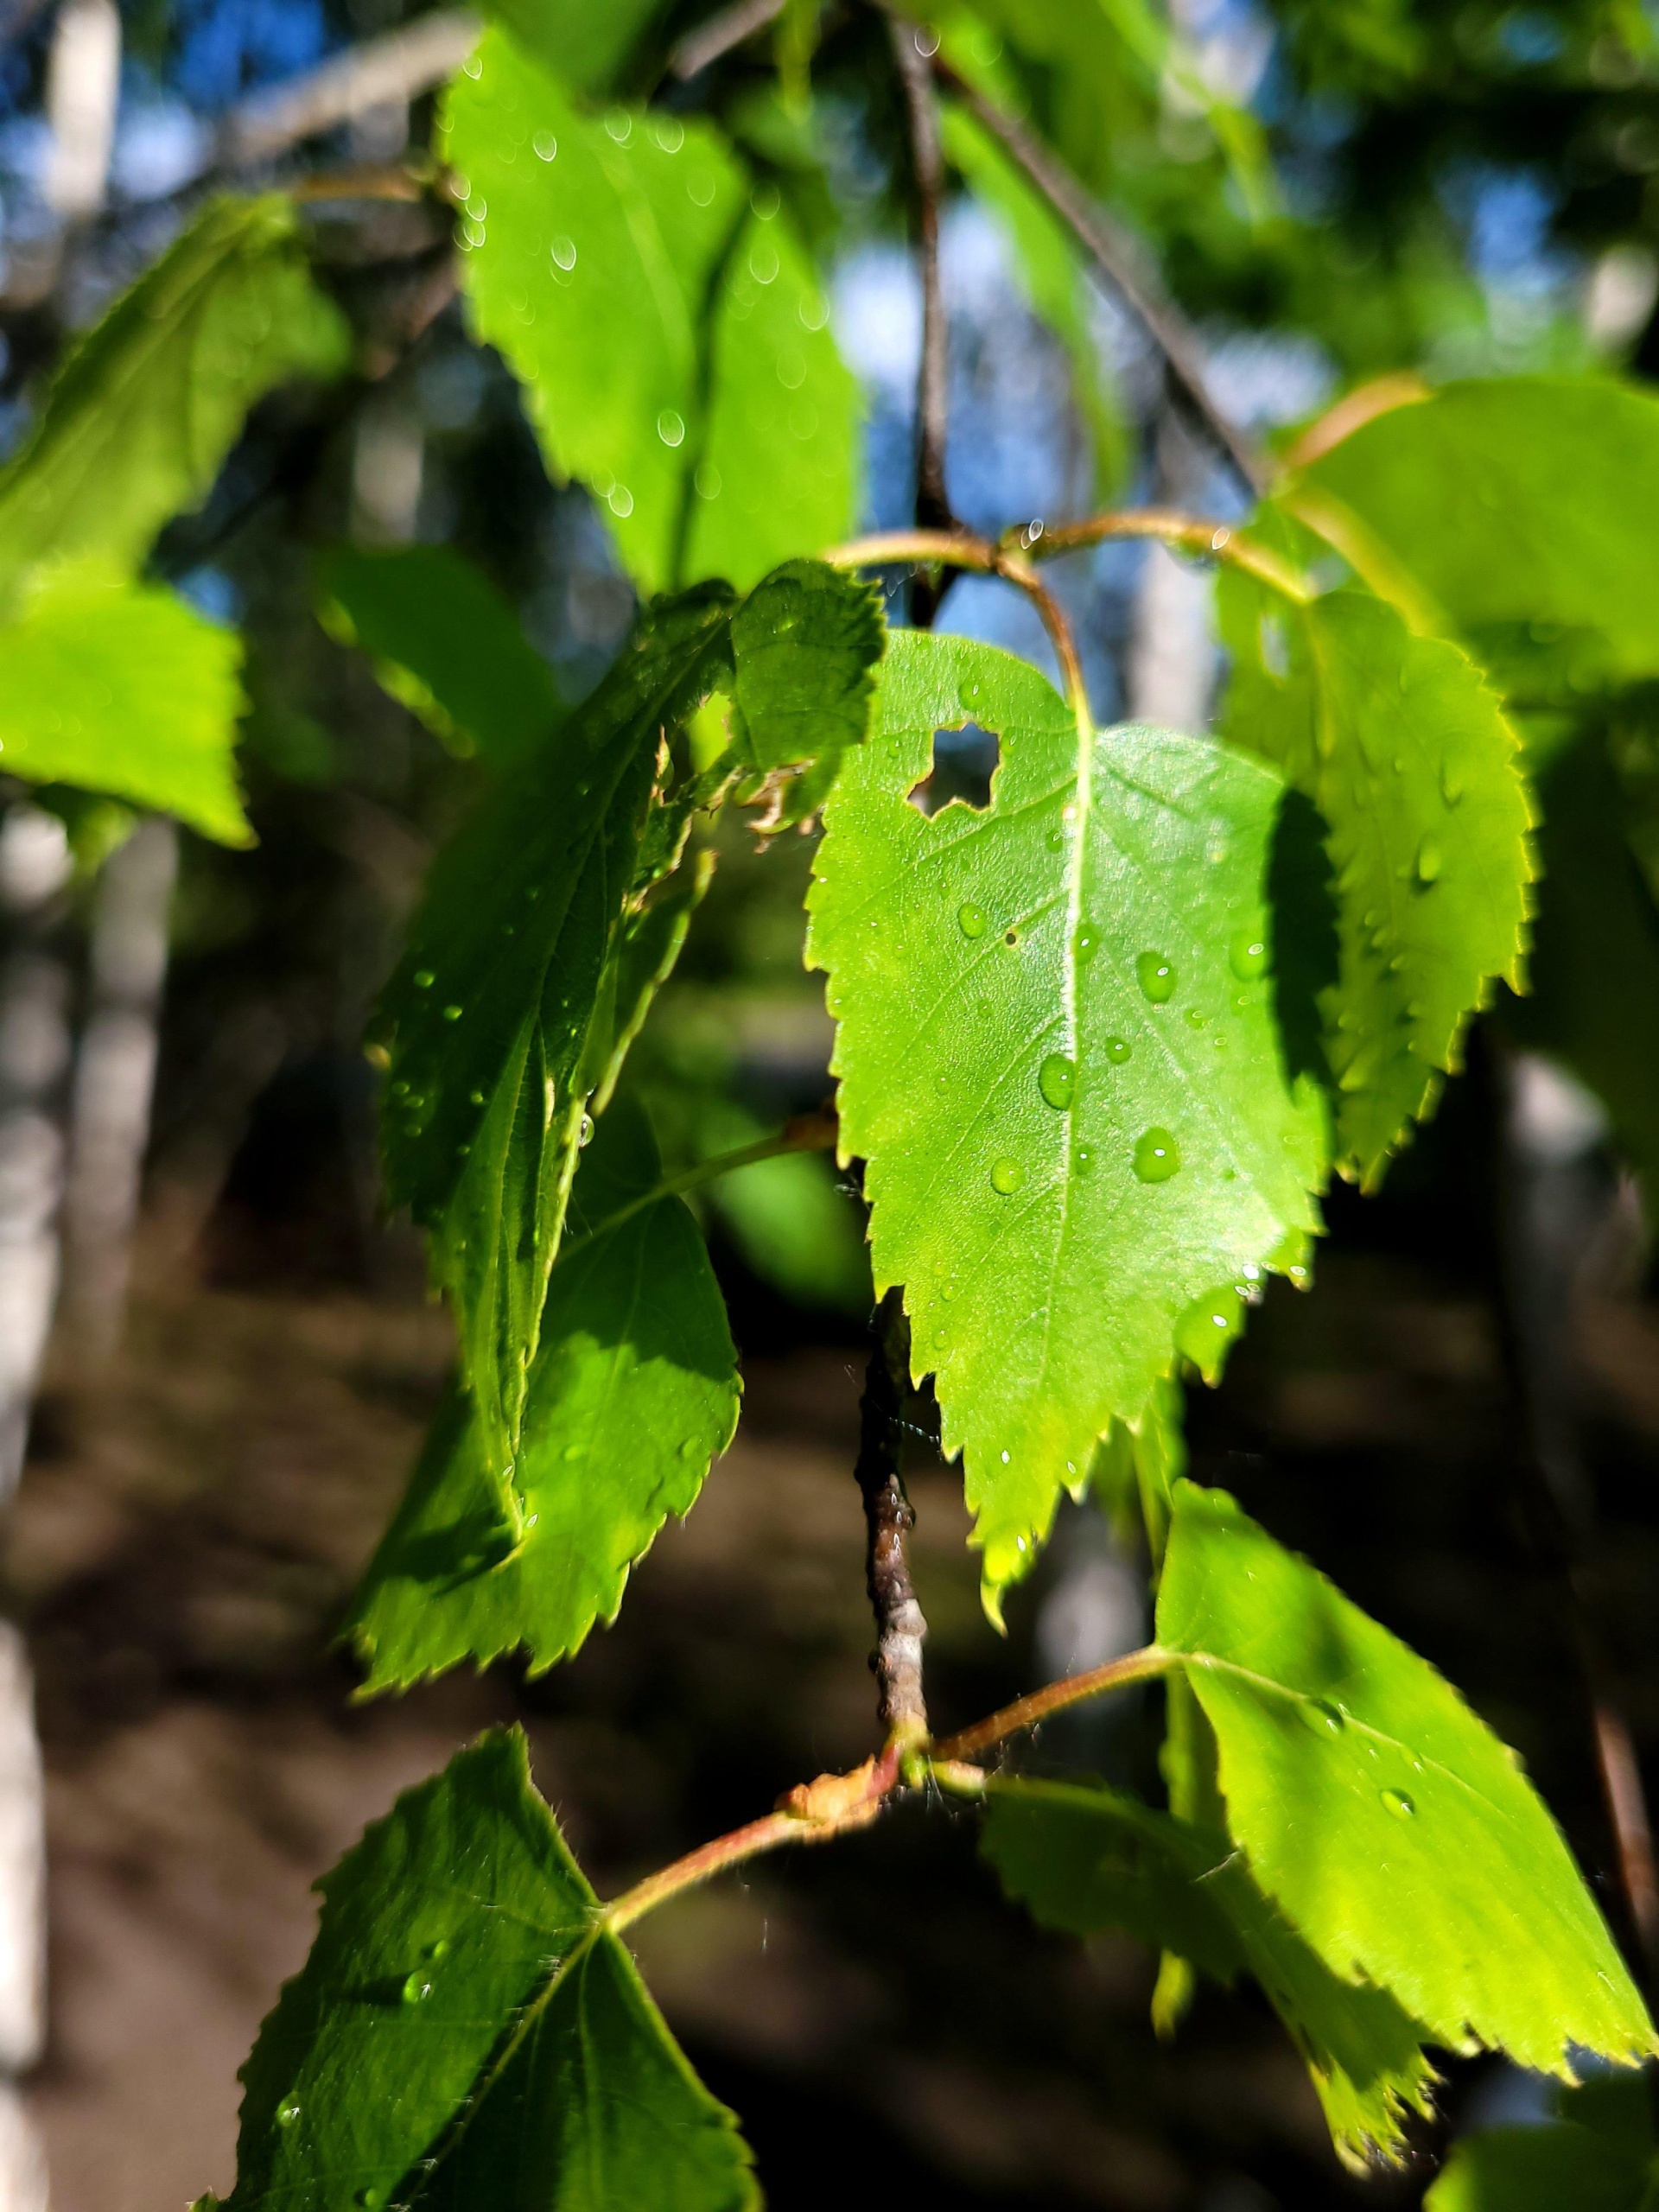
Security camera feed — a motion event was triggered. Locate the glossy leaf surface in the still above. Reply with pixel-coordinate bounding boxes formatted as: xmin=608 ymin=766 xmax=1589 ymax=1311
xmin=809 ymin=632 xmax=1325 ymax=1602
xmin=348 ymin=1101 xmax=740 ymax=1688
xmin=444 ymin=29 xmax=854 ymax=594
xmin=984 ymin=1776 xmax=1436 ymax=2164
xmin=0 ymin=195 xmax=347 ymax=587
xmin=222 ymin=1729 xmax=757 ymax=2211
xmin=317 ymin=545 xmax=562 ymax=766
xmin=1222 ymin=579 xmax=1532 ymax=1185
xmin=0 ymin=562 xmax=250 ymax=843
xmin=1158 ymin=1483 xmax=1655 ymax=2076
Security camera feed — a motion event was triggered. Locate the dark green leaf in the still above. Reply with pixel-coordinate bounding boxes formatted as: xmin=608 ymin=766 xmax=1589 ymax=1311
xmin=442 ymin=29 xmax=855 ymax=594
xmin=1157 ymin=1482 xmax=1656 ymax=2076
xmin=316 ymin=545 xmax=563 ymax=766
xmin=1221 ymin=579 xmax=1533 ymax=1185
xmin=728 ymin=557 xmax=884 ymax=779
xmin=0 ymin=562 xmax=251 ymax=844
xmin=0 ymin=195 xmax=347 ymax=587
xmin=478 ymin=0 xmax=659 ymax=93
xmin=983 ymin=1776 xmax=1437 ymax=2164
xmin=348 ymin=1101 xmax=740 ymax=1688
xmin=808 ymin=630 xmax=1325 ymax=1609
xmin=1425 ymin=2074 xmax=1656 ymax=2212
xmin=222 ymin=1728 xmax=757 ymax=2211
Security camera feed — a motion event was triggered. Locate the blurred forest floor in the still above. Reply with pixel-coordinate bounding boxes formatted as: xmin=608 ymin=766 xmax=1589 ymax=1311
xmin=9 ymin=1073 xmax=1659 ymax=2212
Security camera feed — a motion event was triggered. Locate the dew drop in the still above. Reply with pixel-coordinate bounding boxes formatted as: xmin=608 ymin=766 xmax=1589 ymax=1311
xmin=1038 ymin=1053 xmax=1076 ymax=1110
xmin=990 ymin=1157 xmax=1025 ymax=1196
xmin=402 ymin=1972 xmax=433 ymax=2005
xmin=1136 ymin=951 xmax=1176 ymax=1003
xmin=578 ymin=1113 xmax=594 ymax=1147
xmin=1104 ymin=1036 xmax=1132 ymax=1065
xmin=357 ymin=2190 xmax=382 ymax=2208
xmin=1000 ymin=1449 xmax=1011 ymax=1465
xmin=957 ymin=676 xmax=984 ymax=712
xmin=1075 ymin=1144 xmax=1094 ymax=1172
xmin=563 ymin=1444 xmax=582 ymax=1461
xmin=442 ymin=1003 xmax=462 ymax=1022
xmin=1185 ymin=1008 xmax=1207 ymax=1030
xmin=657 ymin=409 xmax=685 ymax=448
xmin=1073 ymin=921 xmax=1099 ymax=963
xmin=1229 ymin=931 xmax=1268 ymax=981
xmin=1415 ymin=836 xmax=1443 ymax=885
xmin=1302 ymin=1699 xmax=1345 ymax=1736
xmin=957 ymin=902 xmax=988 ymax=938
xmin=603 ymin=107 xmax=632 ymax=143
xmin=1132 ymin=1128 xmax=1180 ymax=1183
xmin=534 ymin=130 xmax=556 ymax=160
xmin=550 ymin=235 xmax=576 ymax=272
xmin=413 ymin=969 xmax=435 ymax=990
xmin=468 ymin=1088 xmax=484 ymax=1106
xmin=423 ymin=1939 xmax=449 ymax=1960
xmin=1441 ymin=761 xmax=1465 ymax=806
xmin=1381 ymin=1788 xmax=1416 ymax=1820
xmin=934 ymin=1071 xmax=949 ymax=1092
xmin=277 ymin=2103 xmax=301 ymax=2128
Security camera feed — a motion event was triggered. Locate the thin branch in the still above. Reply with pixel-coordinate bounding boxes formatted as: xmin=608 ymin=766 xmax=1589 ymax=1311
xmin=1008 ymin=508 xmax=1312 ymax=602
xmin=930 ymin=1644 xmax=1177 ymax=1764
xmin=550 ymin=1110 xmax=836 ymax=1272
xmin=931 ymin=54 xmax=1264 ymax=501
xmin=217 ymin=10 xmax=481 ymax=170
xmin=888 ymin=15 xmax=951 ymax=546
xmin=670 ymin=0 xmax=786 ymax=80
xmin=855 ymin=1289 xmax=930 ymax=1750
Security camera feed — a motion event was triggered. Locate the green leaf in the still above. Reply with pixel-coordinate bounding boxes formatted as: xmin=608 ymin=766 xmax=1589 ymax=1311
xmin=1090 ymin=1374 xmax=1185 ymax=1556
xmin=1289 ymin=378 xmax=1659 ymax=692
xmin=442 ymin=29 xmax=855 ymax=594
xmin=728 ymin=557 xmax=885 ymax=800
xmin=221 ymin=1728 xmax=757 ymax=2212
xmin=942 ymin=103 xmax=1128 ymax=499
xmin=348 ymin=1100 xmax=740 ymax=1689
xmin=1503 ymin=718 xmax=1659 ymax=1182
xmin=982 ymin=1776 xmax=1438 ymax=2165
xmin=1156 ymin=1481 xmax=1656 ymax=2077
xmin=0 ymin=195 xmax=347 ymax=587
xmin=377 ymin=583 xmax=735 ymax=1495
xmin=807 ymin=631 xmax=1325 ymax=1608
xmin=479 ymin=0 xmax=659 ymax=94
xmin=1220 ymin=579 xmax=1534 ymax=1186
xmin=1425 ymin=2075 xmax=1656 ymax=2212
xmin=316 ymin=545 xmax=563 ymax=766
xmin=0 ymin=561 xmax=251 ymax=844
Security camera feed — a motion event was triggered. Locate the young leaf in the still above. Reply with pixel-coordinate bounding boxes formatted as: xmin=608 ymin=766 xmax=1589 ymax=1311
xmin=1157 ymin=1482 xmax=1656 ymax=2077
xmin=728 ymin=557 xmax=885 ymax=776
xmin=0 ymin=561 xmax=251 ymax=845
xmin=0 ymin=195 xmax=347 ymax=587
xmin=942 ymin=103 xmax=1128 ymax=499
xmin=807 ymin=632 xmax=1325 ymax=1606
xmin=1221 ymin=580 xmax=1534 ymax=1186
xmin=1289 ymin=378 xmax=1659 ymax=692
xmin=348 ymin=1099 xmax=739 ymax=1690
xmin=983 ymin=1776 xmax=1438 ymax=2165
xmin=1425 ymin=2073 xmax=1656 ymax=2212
xmin=316 ymin=545 xmax=563 ymax=766
xmin=221 ymin=1728 xmax=757 ymax=2212
xmin=442 ymin=28 xmax=854 ymax=594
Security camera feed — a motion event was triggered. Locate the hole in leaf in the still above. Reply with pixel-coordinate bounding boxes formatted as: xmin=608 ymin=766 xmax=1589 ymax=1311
xmin=910 ymin=722 xmax=1000 ymax=816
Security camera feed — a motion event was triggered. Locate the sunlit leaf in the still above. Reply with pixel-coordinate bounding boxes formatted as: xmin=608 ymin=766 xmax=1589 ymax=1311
xmin=983 ymin=1775 xmax=1438 ymax=2165
xmin=348 ymin=1101 xmax=740 ymax=1688
xmin=1157 ymin=1482 xmax=1656 ymax=2076
xmin=808 ymin=631 xmax=1325 ymax=1606
xmin=0 ymin=560 xmax=250 ymax=844
xmin=1220 ymin=578 xmax=1533 ymax=1185
xmin=0 ymin=194 xmax=347 ymax=587
xmin=316 ymin=544 xmax=563 ymax=766
xmin=443 ymin=29 xmax=855 ymax=594
xmin=221 ymin=1729 xmax=757 ymax=2212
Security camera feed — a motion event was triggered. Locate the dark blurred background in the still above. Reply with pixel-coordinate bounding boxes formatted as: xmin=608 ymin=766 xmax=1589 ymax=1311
xmin=0 ymin=0 xmax=1657 ymax=2208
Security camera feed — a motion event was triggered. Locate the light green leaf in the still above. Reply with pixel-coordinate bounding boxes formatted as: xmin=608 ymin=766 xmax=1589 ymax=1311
xmin=348 ymin=1101 xmax=740 ymax=1689
xmin=1503 ymin=719 xmax=1659 ymax=1183
xmin=1090 ymin=1374 xmax=1185 ymax=1556
xmin=0 ymin=561 xmax=250 ymax=844
xmin=0 ymin=194 xmax=347 ymax=587
xmin=1426 ymin=2074 xmax=1656 ymax=2212
xmin=221 ymin=1728 xmax=757 ymax=2212
xmin=1289 ymin=378 xmax=1659 ymax=693
xmin=942 ymin=103 xmax=1128 ymax=499
xmin=983 ymin=1776 xmax=1437 ymax=2165
xmin=807 ymin=631 xmax=1325 ymax=1607
xmin=1220 ymin=579 xmax=1534 ymax=1186
xmin=316 ymin=545 xmax=563 ymax=766
xmin=479 ymin=0 xmax=659 ymax=93
xmin=1157 ymin=1482 xmax=1656 ymax=2077
xmin=442 ymin=28 xmax=855 ymax=594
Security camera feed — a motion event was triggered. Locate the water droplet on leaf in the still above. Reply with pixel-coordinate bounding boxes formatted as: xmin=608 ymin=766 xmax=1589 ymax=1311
xmin=1136 ymin=952 xmax=1176 ymax=1003
xmin=1104 ymin=1036 xmax=1132 ymax=1065
xmin=1132 ymin=1128 xmax=1180 ymax=1183
xmin=550 ymin=236 xmax=576 ymax=271
xmin=1229 ymin=932 xmax=1268 ymax=981
xmin=413 ymin=969 xmax=435 ymax=990
xmin=402 ymin=1973 xmax=433 ymax=2005
xmin=578 ymin=1113 xmax=594 ymax=1147
xmin=990 ymin=1157 xmax=1025 ymax=1195
xmin=957 ymin=902 xmax=988 ymax=938
xmin=1038 ymin=1053 xmax=1076 ymax=1110
xmin=1381 ymin=1788 xmax=1416 ymax=1820
xmin=1415 ymin=836 xmax=1443 ymax=885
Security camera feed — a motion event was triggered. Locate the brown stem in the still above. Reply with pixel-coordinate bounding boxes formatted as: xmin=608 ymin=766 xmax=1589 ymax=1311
xmin=930 ymin=1644 xmax=1176 ymax=1764
xmin=930 ymin=54 xmax=1263 ymax=501
xmin=855 ymin=1288 xmax=930 ymax=1749
xmin=669 ymin=0 xmax=785 ymax=79
xmin=888 ymin=16 xmax=951 ymax=550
